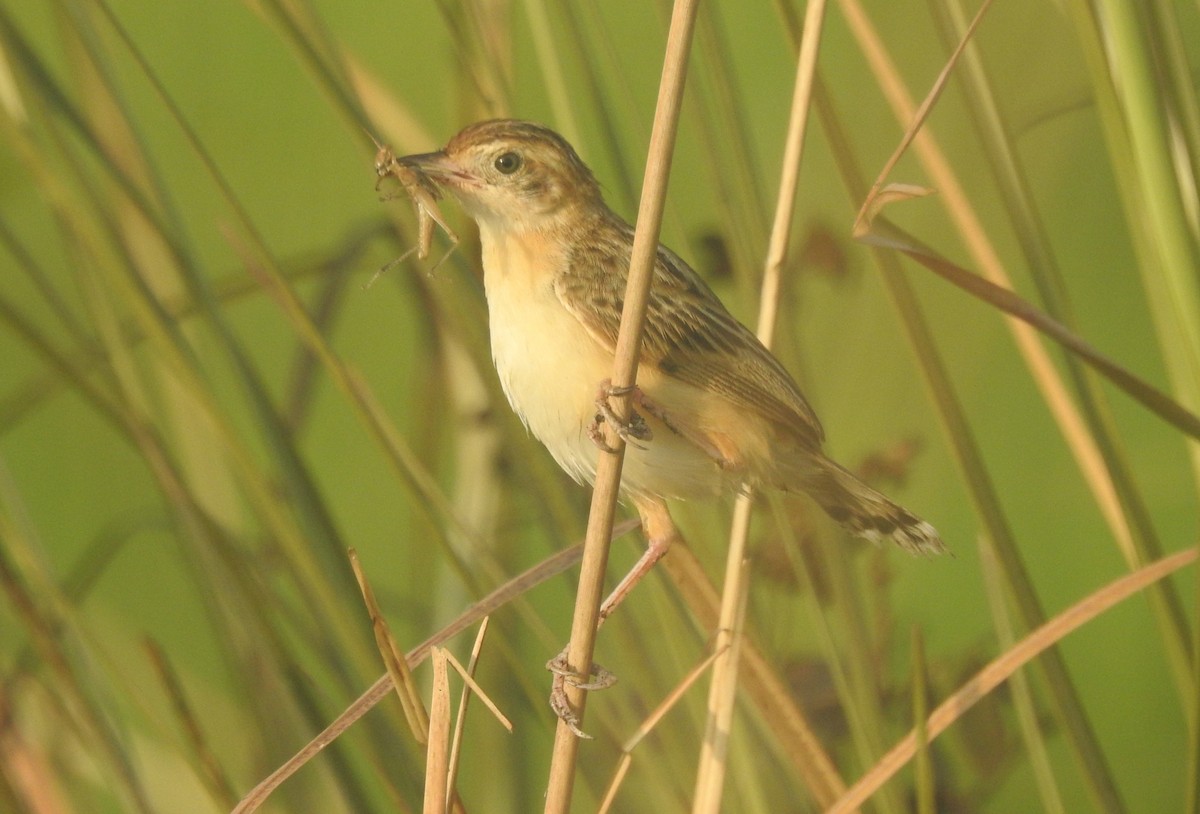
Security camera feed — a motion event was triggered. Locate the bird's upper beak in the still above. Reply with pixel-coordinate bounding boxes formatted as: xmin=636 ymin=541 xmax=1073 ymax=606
xmin=396 ymin=150 xmax=479 ymax=190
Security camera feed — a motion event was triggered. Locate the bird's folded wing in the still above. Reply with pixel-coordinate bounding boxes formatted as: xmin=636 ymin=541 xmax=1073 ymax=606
xmin=555 ymin=224 xmax=824 ymax=450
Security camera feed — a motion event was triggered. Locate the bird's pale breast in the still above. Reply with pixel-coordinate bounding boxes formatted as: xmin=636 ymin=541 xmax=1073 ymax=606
xmin=482 ymin=227 xmax=609 ymax=482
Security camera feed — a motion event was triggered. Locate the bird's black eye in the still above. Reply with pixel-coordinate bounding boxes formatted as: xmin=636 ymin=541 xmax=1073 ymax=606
xmin=494 ymin=151 xmax=522 ymax=174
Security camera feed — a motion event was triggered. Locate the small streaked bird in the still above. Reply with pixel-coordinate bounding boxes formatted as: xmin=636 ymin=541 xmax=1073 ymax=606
xmin=397 ymin=119 xmax=944 ymax=618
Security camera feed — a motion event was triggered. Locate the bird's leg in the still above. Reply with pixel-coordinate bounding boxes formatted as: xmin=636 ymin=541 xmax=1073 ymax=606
xmin=548 ymin=498 xmax=681 ymax=736
xmin=588 ymin=379 xmax=653 ymax=452
xmin=597 ymin=497 xmax=680 ymax=623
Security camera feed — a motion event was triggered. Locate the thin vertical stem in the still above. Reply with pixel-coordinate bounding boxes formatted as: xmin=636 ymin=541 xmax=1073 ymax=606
xmin=542 ymin=1 xmax=701 ymax=811
xmin=690 ymin=1 xmax=827 ymax=810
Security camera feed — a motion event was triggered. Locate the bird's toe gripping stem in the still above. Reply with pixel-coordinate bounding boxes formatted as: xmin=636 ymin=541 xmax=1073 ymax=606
xmin=588 ymin=380 xmax=653 ymax=452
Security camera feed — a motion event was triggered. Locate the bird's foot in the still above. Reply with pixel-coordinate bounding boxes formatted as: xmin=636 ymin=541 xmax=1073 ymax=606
xmin=589 ymin=380 xmax=653 ymax=452
xmin=546 ymin=648 xmax=618 ymax=739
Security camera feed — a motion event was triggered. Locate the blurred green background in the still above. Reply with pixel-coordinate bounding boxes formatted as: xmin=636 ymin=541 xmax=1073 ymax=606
xmin=1 ymin=0 xmax=1197 ymax=812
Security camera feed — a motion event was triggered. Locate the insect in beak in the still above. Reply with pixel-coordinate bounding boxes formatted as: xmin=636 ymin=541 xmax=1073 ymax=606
xmin=366 ymin=133 xmax=459 ymax=286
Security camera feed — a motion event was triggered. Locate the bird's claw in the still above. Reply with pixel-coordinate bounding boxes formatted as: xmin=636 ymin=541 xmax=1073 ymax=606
xmin=546 ymin=651 xmax=618 ymax=690
xmin=589 ymin=380 xmax=653 ymax=451
xmin=546 ymin=649 xmax=618 ymax=739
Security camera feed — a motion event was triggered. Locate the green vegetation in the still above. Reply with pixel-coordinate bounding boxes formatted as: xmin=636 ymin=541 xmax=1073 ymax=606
xmin=0 ymin=1 xmax=1197 ymax=811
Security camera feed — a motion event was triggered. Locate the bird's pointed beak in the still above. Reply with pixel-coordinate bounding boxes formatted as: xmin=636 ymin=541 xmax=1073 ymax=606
xmin=396 ymin=150 xmax=479 ymax=190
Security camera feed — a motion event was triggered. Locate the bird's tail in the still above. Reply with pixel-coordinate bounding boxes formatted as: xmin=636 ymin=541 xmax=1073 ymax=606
xmin=800 ymin=456 xmax=946 ymax=555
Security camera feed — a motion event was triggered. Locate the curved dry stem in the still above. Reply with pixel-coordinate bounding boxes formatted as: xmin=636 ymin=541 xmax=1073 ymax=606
xmin=827 ymin=546 xmax=1197 ymax=813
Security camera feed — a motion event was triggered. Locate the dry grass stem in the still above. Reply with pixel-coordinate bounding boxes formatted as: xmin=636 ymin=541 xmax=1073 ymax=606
xmin=692 ymin=4 xmax=827 ymax=807
xmin=839 ymin=0 xmax=1142 ymax=563
xmin=660 ymin=545 xmax=850 ymax=808
xmin=423 ymin=649 xmax=452 ymax=814
xmin=852 ymin=184 xmax=936 ymax=234
xmin=828 ymin=546 xmax=1197 ymax=813
xmin=544 ymin=0 xmax=701 ymax=809
xmin=691 ymin=557 xmax=752 ymax=813
xmin=856 ymin=218 xmax=1200 ymax=441
xmin=850 ymin=0 xmax=994 ymax=232
xmin=447 ymin=618 xmax=494 ymax=800
xmin=598 ymin=646 xmax=727 ymax=813
xmin=233 ymin=530 xmax=626 ymax=812
xmin=441 ymin=640 xmax=513 ymax=734
xmin=978 ymin=537 xmax=1067 ymax=813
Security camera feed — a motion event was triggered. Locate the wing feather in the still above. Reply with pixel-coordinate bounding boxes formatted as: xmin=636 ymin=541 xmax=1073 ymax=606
xmin=554 ymin=215 xmax=824 ymax=450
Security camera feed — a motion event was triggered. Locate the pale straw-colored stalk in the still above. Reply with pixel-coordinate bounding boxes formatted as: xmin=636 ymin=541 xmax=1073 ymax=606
xmin=542 ymin=2 xmax=701 ymax=809
xmin=690 ymin=1 xmax=828 ymax=810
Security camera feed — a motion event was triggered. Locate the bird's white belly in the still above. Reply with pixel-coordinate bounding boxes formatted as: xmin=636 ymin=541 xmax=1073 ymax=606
xmin=479 ymin=229 xmax=607 ymax=487
xmin=480 ymin=227 xmax=728 ymax=501
xmin=486 ymin=269 xmax=608 ymax=487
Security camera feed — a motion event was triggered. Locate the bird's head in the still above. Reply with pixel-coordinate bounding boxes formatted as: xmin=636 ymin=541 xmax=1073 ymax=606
xmin=397 ymin=119 xmax=604 ymax=234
